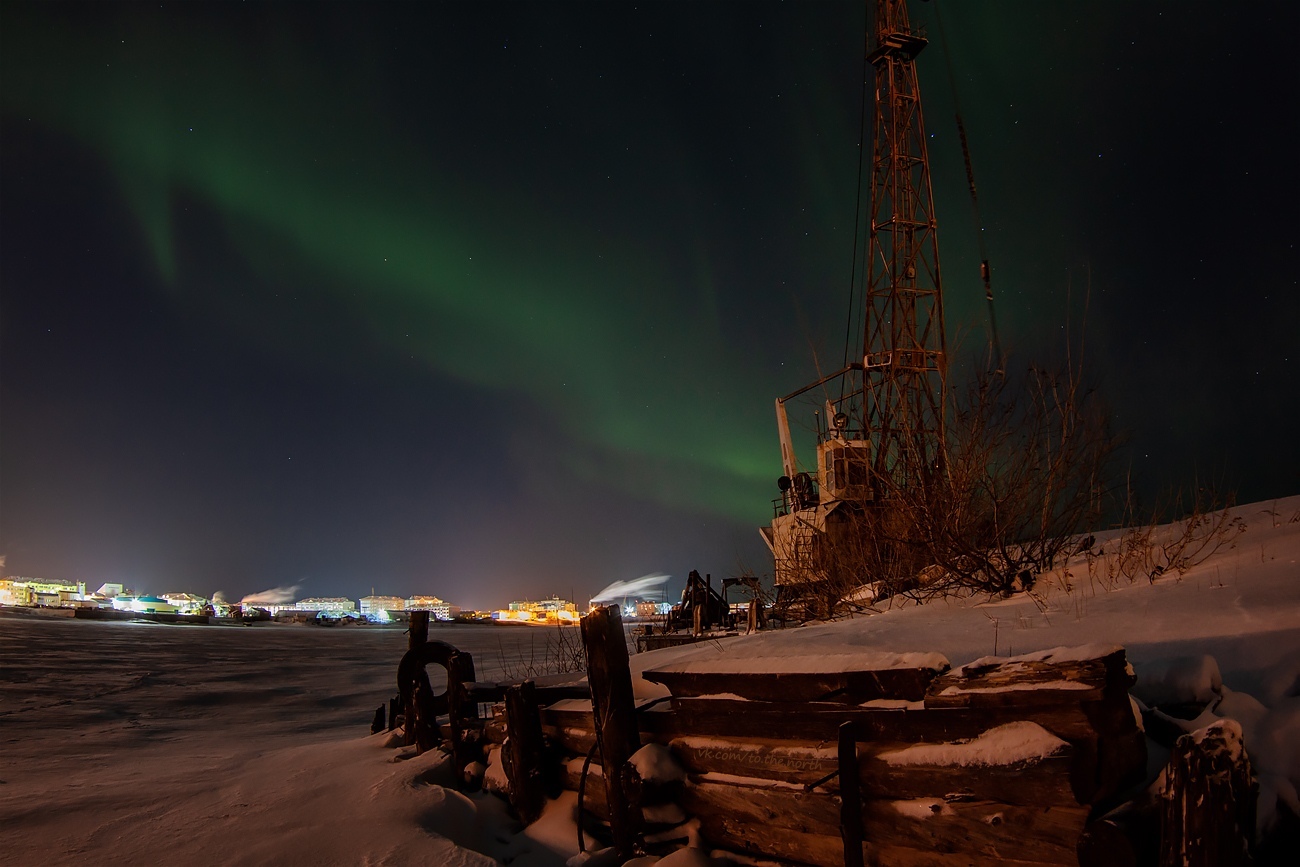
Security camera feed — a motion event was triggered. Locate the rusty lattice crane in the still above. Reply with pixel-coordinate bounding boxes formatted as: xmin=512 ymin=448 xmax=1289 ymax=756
xmin=761 ymin=0 xmax=948 ymax=602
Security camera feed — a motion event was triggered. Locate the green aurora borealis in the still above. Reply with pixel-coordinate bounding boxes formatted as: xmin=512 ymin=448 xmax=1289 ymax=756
xmin=4 ymin=6 xmax=800 ymax=520
xmin=3 ymin=2 xmax=1296 ymax=603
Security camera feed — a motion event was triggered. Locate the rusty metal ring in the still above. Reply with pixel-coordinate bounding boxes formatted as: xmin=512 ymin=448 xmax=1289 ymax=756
xmin=397 ymin=639 xmax=460 ymax=718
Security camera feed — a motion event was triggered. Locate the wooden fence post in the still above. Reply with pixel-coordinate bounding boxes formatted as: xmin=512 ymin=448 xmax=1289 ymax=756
xmin=1160 ymin=719 xmax=1256 ymax=867
xmin=581 ymin=605 xmax=643 ymax=860
xmin=839 ymin=721 xmax=865 ymax=867
xmin=448 ymin=650 xmax=478 ymax=785
xmin=404 ymin=610 xmax=432 ymax=745
xmin=409 ymin=609 xmax=430 ymax=645
xmin=504 ymin=680 xmax=547 ymax=825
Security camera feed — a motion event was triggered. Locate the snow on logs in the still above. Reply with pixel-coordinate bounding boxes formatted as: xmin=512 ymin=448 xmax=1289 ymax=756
xmin=493 ymin=644 xmax=1146 ymax=866
xmin=669 ymin=645 xmax=1138 ymax=866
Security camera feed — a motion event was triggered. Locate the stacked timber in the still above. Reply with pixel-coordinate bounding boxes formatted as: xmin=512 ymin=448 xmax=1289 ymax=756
xmin=639 ymin=644 xmax=1145 ymax=867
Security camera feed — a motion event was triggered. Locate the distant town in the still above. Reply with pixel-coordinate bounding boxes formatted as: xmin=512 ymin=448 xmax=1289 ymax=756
xmin=0 ymin=575 xmax=677 ymax=626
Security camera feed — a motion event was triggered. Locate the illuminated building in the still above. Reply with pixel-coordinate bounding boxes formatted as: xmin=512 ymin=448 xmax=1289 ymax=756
xmin=112 ymin=595 xmax=181 ymax=614
xmin=0 ymin=577 xmax=87 ymax=607
xmin=293 ymin=597 xmax=357 ymax=614
xmin=359 ymin=595 xmax=406 ymax=616
xmin=160 ymin=593 xmax=208 ymax=613
xmin=405 ymin=595 xmax=459 ymax=621
xmin=493 ymin=597 xmax=579 ymax=624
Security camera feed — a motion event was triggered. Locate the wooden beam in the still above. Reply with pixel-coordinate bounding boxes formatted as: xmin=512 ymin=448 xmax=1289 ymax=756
xmin=644 ymin=665 xmax=942 ymax=703
xmin=1160 ymin=720 xmax=1256 ymax=867
xmin=504 ymin=680 xmax=547 ymax=825
xmin=447 ymin=650 xmax=477 ymax=785
xmin=581 ymin=605 xmax=643 ymax=860
xmin=404 ymin=610 xmax=431 ymax=746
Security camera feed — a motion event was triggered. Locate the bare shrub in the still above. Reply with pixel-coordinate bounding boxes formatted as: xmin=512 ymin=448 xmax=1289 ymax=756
xmin=1119 ymin=485 xmax=1245 ymax=583
xmin=496 ymin=623 xmax=586 ymax=682
xmin=778 ymin=359 xmax=1118 ymax=616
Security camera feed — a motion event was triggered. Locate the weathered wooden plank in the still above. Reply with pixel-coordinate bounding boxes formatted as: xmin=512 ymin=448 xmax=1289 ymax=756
xmin=404 ymin=611 xmax=431 ymax=747
xmin=693 ymin=813 xmax=1083 ymax=867
xmin=670 ymin=736 xmax=838 ymax=786
xmin=926 ymin=646 xmax=1133 ymax=710
xmin=1160 ymin=719 xmax=1256 ymax=867
xmin=543 ymin=723 xmax=598 ymax=756
xmin=643 ymin=666 xmax=942 ymax=704
xmin=664 ymin=699 xmax=1101 ymax=743
xmin=694 ymin=814 xmax=844 ymax=867
xmin=670 ymin=731 xmax=1080 ymax=807
xmin=684 ymin=780 xmax=1088 ymax=864
xmin=504 ymin=681 xmax=547 ymax=825
xmin=447 ymin=650 xmax=478 ymax=785
xmin=683 ymin=780 xmax=841 ymax=836
xmin=866 ymin=843 xmax=1079 ymax=867
xmin=860 ymin=797 xmax=1088 ymax=863
xmin=860 ymin=751 xmax=1079 ymax=807
xmin=581 ymin=605 xmax=643 ymax=859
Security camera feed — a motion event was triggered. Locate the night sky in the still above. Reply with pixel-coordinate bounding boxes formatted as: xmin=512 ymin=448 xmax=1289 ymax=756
xmin=2 ymin=2 xmax=1297 ymax=608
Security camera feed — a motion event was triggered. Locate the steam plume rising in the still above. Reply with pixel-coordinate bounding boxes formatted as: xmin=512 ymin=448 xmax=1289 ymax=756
xmin=240 ymin=585 xmax=301 ymax=606
xmin=590 ymin=573 xmax=671 ymax=604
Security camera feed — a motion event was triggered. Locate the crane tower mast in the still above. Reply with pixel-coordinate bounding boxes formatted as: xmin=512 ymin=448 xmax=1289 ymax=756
xmin=761 ymin=0 xmax=948 ymax=596
xmin=863 ymin=0 xmax=947 ymax=491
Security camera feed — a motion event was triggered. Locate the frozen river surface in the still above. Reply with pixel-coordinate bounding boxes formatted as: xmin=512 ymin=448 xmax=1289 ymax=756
xmin=0 ymin=616 xmax=577 ymax=865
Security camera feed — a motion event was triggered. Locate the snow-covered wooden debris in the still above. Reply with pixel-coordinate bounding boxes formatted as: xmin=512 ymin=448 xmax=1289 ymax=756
xmin=499 ymin=640 xmax=1147 ymax=866
xmin=1160 ymin=719 xmax=1257 ymax=867
xmin=653 ymin=644 xmax=1143 ymax=865
xmin=641 ymin=650 xmax=949 ymax=703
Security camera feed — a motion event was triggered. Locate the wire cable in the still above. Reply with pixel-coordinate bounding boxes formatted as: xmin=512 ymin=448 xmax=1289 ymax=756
xmin=934 ymin=0 xmax=1004 ymax=374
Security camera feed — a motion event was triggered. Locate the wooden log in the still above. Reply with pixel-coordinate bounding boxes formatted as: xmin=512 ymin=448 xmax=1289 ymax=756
xmin=860 ymin=740 xmax=1079 ymax=807
xmin=861 ymin=798 xmax=1088 ymax=863
xmin=644 ymin=664 xmax=943 ymax=704
xmin=371 ymin=704 xmax=386 ymax=734
xmin=694 ymin=813 xmax=1083 ymax=867
xmin=483 ymin=716 xmax=507 ymax=745
xmin=543 ymin=724 xmax=598 ymax=756
xmin=504 ymin=681 xmax=548 ymax=825
xmin=447 ymin=650 xmax=478 ymax=784
xmin=550 ymin=695 xmax=1139 ymax=807
xmin=925 ymin=646 xmax=1133 ymax=710
xmin=669 ymin=735 xmax=838 ymax=786
xmin=683 ymin=780 xmax=1089 ymax=865
xmin=865 ymin=843 xmax=1081 ymax=867
xmin=664 ymin=698 xmax=1101 ymax=743
xmin=694 ymin=815 xmax=843 ymax=867
xmin=1159 ymin=719 xmax=1256 ymax=867
xmin=670 ymin=732 xmax=1079 ymax=806
xmin=684 ymin=780 xmax=841 ymax=838
xmin=581 ymin=605 xmax=643 ymax=859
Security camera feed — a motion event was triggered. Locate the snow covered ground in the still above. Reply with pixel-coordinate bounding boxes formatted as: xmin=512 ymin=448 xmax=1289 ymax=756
xmin=2 ymin=496 xmax=1297 ymax=864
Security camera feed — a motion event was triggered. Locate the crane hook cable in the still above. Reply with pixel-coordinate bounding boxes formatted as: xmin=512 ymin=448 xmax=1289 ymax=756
xmin=934 ymin=0 xmax=1005 ymax=375
xmin=839 ymin=7 xmax=874 ymax=404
